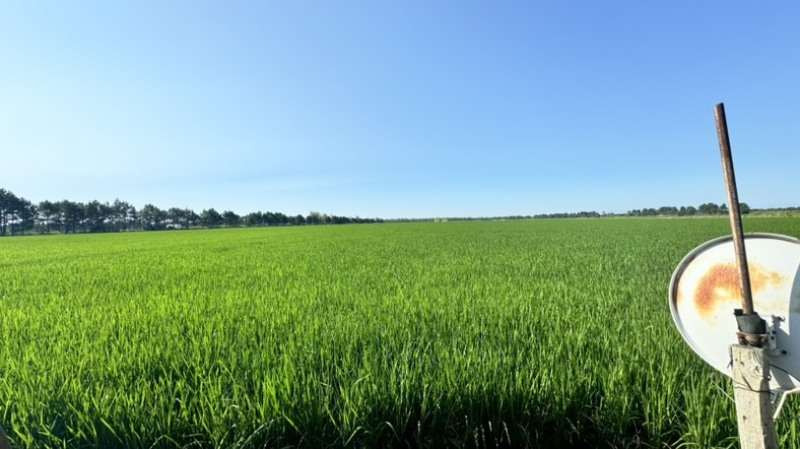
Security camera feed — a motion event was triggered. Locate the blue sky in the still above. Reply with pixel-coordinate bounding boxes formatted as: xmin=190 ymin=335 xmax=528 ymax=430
xmin=2 ymin=2 xmax=798 ymax=218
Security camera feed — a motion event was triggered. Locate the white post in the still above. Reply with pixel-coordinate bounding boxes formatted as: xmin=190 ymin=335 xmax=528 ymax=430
xmin=730 ymin=345 xmax=778 ymax=449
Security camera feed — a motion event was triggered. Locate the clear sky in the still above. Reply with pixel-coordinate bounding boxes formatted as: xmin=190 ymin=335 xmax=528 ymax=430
xmin=2 ymin=2 xmax=798 ymax=219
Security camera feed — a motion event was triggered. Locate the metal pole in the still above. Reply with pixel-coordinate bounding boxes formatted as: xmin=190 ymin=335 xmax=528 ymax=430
xmin=716 ymin=103 xmax=777 ymax=448
xmin=714 ymin=103 xmax=755 ymax=315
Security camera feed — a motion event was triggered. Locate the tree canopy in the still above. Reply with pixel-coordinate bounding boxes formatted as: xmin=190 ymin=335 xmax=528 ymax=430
xmin=0 ymin=187 xmax=384 ymax=236
xmin=0 ymin=187 xmax=772 ymax=237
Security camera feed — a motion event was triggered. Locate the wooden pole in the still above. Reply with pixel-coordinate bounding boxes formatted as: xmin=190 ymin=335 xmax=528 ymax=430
xmin=730 ymin=345 xmax=778 ymax=449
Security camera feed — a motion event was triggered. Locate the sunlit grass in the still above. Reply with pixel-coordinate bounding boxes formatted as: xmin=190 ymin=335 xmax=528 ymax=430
xmin=1 ymin=218 xmax=799 ymax=448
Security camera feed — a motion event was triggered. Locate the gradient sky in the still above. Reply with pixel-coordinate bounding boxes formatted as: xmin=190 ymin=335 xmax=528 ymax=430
xmin=2 ymin=2 xmax=798 ymax=218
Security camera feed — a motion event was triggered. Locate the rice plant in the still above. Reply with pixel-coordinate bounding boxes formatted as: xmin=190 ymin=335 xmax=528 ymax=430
xmin=1 ymin=218 xmax=799 ymax=448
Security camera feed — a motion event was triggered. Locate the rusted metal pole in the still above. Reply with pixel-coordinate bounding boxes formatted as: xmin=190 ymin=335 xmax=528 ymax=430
xmin=714 ymin=103 xmax=754 ymax=315
xmin=716 ymin=104 xmax=777 ymax=449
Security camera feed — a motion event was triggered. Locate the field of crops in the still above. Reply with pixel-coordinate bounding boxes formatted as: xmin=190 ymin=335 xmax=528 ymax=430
xmin=2 ymin=218 xmax=800 ymax=448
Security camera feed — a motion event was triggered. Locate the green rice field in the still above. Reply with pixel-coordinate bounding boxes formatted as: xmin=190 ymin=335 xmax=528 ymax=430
xmin=2 ymin=218 xmax=800 ymax=448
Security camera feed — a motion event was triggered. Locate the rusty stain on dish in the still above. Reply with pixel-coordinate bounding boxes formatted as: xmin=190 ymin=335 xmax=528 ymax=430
xmin=691 ymin=262 xmax=786 ymax=318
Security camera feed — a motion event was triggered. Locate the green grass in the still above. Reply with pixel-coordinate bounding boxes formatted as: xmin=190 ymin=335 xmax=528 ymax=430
xmin=1 ymin=218 xmax=800 ymax=448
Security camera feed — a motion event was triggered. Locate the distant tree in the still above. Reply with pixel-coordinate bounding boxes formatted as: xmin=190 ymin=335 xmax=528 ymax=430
xmin=201 ymin=208 xmax=223 ymax=228
xmin=698 ymin=203 xmax=720 ymax=215
xmin=0 ymin=189 xmax=19 ymax=236
xmin=166 ymin=207 xmax=197 ymax=229
xmin=330 ymin=215 xmax=350 ymax=224
xmin=0 ymin=193 xmax=36 ymax=236
xmin=658 ymin=206 xmax=679 ymax=216
xmin=244 ymin=212 xmax=264 ymax=227
xmin=641 ymin=208 xmax=657 ymax=216
xmin=740 ymin=202 xmax=751 ymax=215
xmin=140 ymin=204 xmax=167 ymax=231
xmin=112 ymin=199 xmax=137 ymax=231
xmin=222 ymin=210 xmax=241 ymax=227
xmin=83 ymin=200 xmax=111 ymax=233
xmin=37 ymin=200 xmax=60 ymax=234
xmin=58 ymin=200 xmax=85 ymax=234
xmin=306 ymin=211 xmax=323 ymax=225
xmin=15 ymin=198 xmax=36 ymax=235
xmin=274 ymin=212 xmax=289 ymax=225
xmin=185 ymin=209 xmax=200 ymax=228
xmin=167 ymin=207 xmax=184 ymax=229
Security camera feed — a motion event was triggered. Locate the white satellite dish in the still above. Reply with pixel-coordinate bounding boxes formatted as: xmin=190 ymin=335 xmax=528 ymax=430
xmin=669 ymin=233 xmax=800 ymax=392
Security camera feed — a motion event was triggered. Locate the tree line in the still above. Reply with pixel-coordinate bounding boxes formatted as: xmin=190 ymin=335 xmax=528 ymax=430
xmin=394 ymin=202 xmax=753 ymax=221
xmin=0 ymin=188 xmax=382 ymax=236
xmin=0 ymin=187 xmax=767 ymax=237
xmin=626 ymin=202 xmax=750 ymax=217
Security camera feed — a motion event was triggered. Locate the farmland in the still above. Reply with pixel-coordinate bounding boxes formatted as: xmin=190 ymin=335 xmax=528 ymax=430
xmin=2 ymin=218 xmax=800 ymax=448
